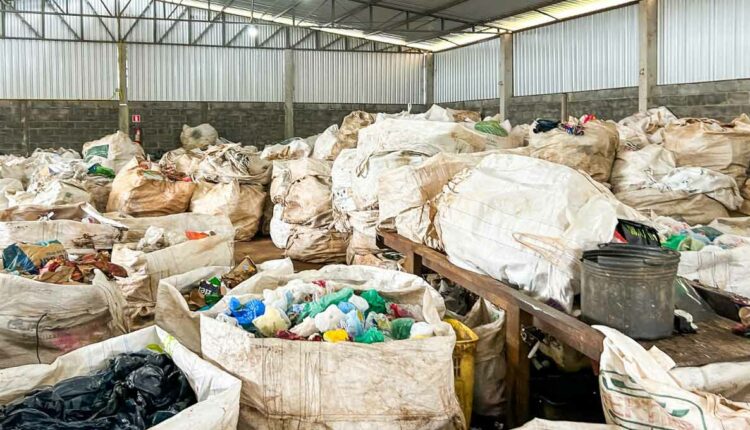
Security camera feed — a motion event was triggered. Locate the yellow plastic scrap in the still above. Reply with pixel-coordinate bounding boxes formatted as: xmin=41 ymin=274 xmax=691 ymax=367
xmin=322 ymin=329 xmax=349 ymax=343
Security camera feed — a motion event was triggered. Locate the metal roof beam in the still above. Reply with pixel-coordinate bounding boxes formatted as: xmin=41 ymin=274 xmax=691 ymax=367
xmin=192 ymin=0 xmax=234 ymax=43
xmin=368 ymin=0 xmax=470 ymax=36
xmin=45 ymin=0 xmax=81 ymax=39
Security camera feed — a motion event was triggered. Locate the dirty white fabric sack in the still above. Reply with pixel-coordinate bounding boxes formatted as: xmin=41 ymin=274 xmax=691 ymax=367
xmin=190 ymin=180 xmax=266 ymax=240
xmin=615 ymin=188 xmax=729 ymax=226
xmin=181 ymin=123 xmax=218 ymax=150
xmin=0 ymin=178 xmax=23 ymax=209
xmin=352 ymin=150 xmax=428 ymax=211
xmin=357 ymin=119 xmax=489 ymax=157
xmin=617 ymin=106 xmax=678 ymax=147
xmin=270 ymin=158 xmax=333 ymax=226
xmin=463 ymin=299 xmax=506 ymax=417
xmin=200 ymin=265 xmax=463 ymax=429
xmin=0 ymin=270 xmax=127 ymax=368
xmin=0 ymin=219 xmax=120 ymax=255
xmin=111 ymin=219 xmax=234 ymax=330
xmin=32 ymin=180 xmax=92 ymax=207
xmin=0 ymin=155 xmax=30 ymax=186
xmin=92 ymin=210 xmax=233 ymax=244
xmin=347 ymin=209 xmax=380 ymax=255
xmin=260 ymin=138 xmax=312 ymax=161
xmin=270 ymin=204 xmax=295 ymax=249
xmin=196 ymin=143 xmax=271 ymax=185
xmin=331 ymin=149 xmax=359 ymax=230
xmin=0 ymin=326 xmax=242 ymax=430
xmin=663 ymin=115 xmax=750 ymax=186
xmin=656 ymin=167 xmax=743 ymax=210
xmin=284 ymin=226 xmax=348 ymax=264
xmin=311 ymin=124 xmax=341 ymax=160
xmin=610 ymin=144 xmax=676 ymax=193
xmin=82 ymin=131 xmax=145 ymax=173
xmin=436 ymin=154 xmax=642 ymax=312
xmin=159 ymin=147 xmax=205 ymax=176
xmin=596 ymin=325 xmax=750 ymax=428
xmin=677 ymin=244 xmax=750 ymax=298
xmin=156 ymin=259 xmax=294 ymax=354
xmin=528 ymin=119 xmax=619 ymax=183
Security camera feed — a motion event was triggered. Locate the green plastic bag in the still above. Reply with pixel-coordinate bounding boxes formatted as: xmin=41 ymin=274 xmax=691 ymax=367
xmin=391 ymin=318 xmax=415 ymax=340
xmin=299 ymin=288 xmax=354 ymax=320
xmin=361 ymin=289 xmax=387 ymax=314
xmin=354 ymin=327 xmax=385 ymax=344
xmin=475 ymin=120 xmax=508 ymax=137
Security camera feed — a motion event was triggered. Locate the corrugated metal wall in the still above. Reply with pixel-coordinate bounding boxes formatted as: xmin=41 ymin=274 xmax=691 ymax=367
xmin=294 ymin=51 xmax=424 ymax=104
xmin=434 ymin=38 xmax=501 ymax=103
xmin=658 ymin=0 xmax=750 ymax=85
xmin=513 ymin=5 xmax=638 ymax=96
xmin=129 ymin=45 xmax=284 ymax=101
xmin=0 ymin=40 xmax=118 ymax=99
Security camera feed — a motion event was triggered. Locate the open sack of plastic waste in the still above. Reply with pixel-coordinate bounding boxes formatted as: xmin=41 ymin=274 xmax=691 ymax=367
xmin=155 ymin=257 xmax=294 ymax=354
xmin=107 ymin=213 xmax=235 ymax=330
xmin=0 ymin=326 xmax=241 ymax=429
xmin=196 ymin=265 xmax=465 ymax=429
xmin=596 ymin=325 xmax=750 ymax=428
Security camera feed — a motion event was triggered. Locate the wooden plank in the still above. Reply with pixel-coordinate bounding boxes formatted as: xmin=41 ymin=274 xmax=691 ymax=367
xmin=643 ymin=317 xmax=750 ymax=367
xmin=506 ymin=306 xmax=533 ymax=426
xmin=381 ymin=230 xmax=605 ymax=361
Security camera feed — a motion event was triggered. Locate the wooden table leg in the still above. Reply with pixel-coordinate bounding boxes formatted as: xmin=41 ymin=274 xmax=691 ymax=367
xmin=506 ymin=305 xmax=533 ymax=427
xmin=403 ymin=251 xmax=423 ymax=276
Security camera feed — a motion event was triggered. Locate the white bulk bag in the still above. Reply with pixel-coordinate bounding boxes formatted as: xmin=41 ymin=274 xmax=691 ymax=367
xmin=0 ymin=219 xmax=120 ymax=255
xmin=677 ymin=244 xmax=750 ymax=298
xmin=0 ymin=271 xmax=127 ymax=368
xmin=82 ymin=131 xmax=145 ymax=173
xmin=0 ymin=178 xmax=23 ymax=209
xmin=270 ymin=204 xmax=295 ymax=249
xmin=0 ymin=326 xmax=241 ymax=430
xmin=260 ymin=138 xmax=312 ymax=161
xmin=200 ymin=265 xmax=463 ymax=429
xmin=436 ymin=154 xmax=641 ymax=312
xmin=610 ymin=144 xmax=676 ymax=193
xmin=190 ymin=180 xmax=266 ymax=240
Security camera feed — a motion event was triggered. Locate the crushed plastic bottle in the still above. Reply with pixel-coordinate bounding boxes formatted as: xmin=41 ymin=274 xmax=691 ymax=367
xmin=391 ymin=318 xmax=415 ymax=340
xmin=361 ymin=289 xmax=387 ymax=314
xmin=323 ymin=328 xmax=349 ymax=343
xmin=355 ymin=327 xmax=385 ymax=344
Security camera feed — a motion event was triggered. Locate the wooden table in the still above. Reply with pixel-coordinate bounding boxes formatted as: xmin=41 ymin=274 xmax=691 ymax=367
xmin=378 ymin=230 xmax=750 ymax=426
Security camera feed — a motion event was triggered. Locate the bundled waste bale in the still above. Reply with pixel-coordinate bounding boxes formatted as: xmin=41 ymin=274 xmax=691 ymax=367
xmin=662 ymin=115 xmax=750 ymax=186
xmin=0 ymin=326 xmax=241 ymax=429
xmin=180 ymin=123 xmax=218 ymax=150
xmin=597 ymin=326 xmax=750 ymax=428
xmin=107 ymin=158 xmax=196 ymax=217
xmin=435 ymin=154 xmax=644 ymax=312
xmin=82 ymin=131 xmax=144 ymax=174
xmin=528 ymin=118 xmax=619 ymax=183
xmin=615 ymin=167 xmax=742 ymax=225
xmin=190 ymin=180 xmax=266 ymax=240
xmin=199 ymin=265 xmax=463 ymax=429
xmin=111 ymin=217 xmax=234 ymax=330
xmin=260 ymin=137 xmax=312 ymax=161
xmin=0 ymin=257 xmax=127 ymax=368
xmin=156 ymin=258 xmax=293 ymax=354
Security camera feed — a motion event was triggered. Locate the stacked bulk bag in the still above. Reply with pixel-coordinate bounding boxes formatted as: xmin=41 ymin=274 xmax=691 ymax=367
xmin=82 ymin=131 xmax=144 ymax=174
xmin=312 ymin=111 xmax=374 ymax=161
xmin=435 ymin=154 xmax=644 ymax=312
xmin=260 ymin=138 xmax=312 ymax=161
xmin=199 ymin=265 xmax=463 ymax=429
xmin=269 ymin=158 xmax=347 ymax=263
xmin=0 ymin=270 xmax=127 ymax=368
xmin=190 ymin=180 xmax=265 ymax=241
xmin=107 ymin=158 xmax=196 ymax=217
